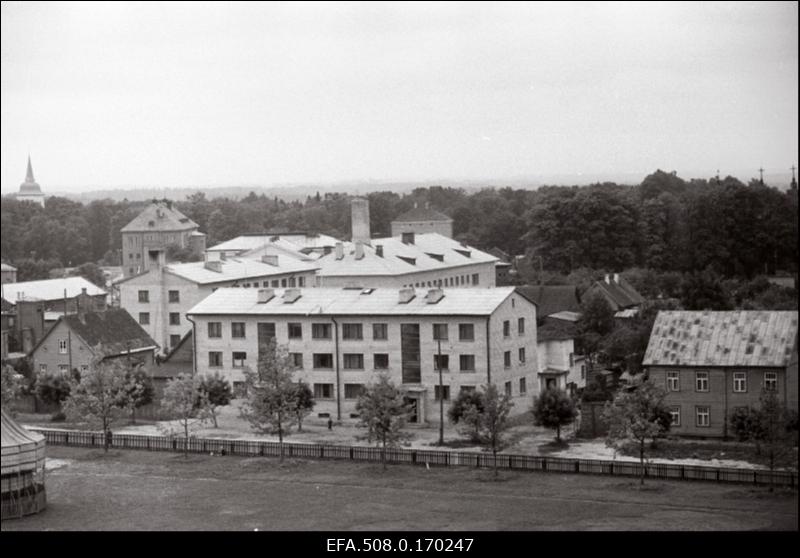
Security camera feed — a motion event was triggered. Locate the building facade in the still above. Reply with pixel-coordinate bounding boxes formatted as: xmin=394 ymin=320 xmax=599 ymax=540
xmin=188 ymin=286 xmax=538 ymax=424
xmin=643 ymin=311 xmax=798 ymax=438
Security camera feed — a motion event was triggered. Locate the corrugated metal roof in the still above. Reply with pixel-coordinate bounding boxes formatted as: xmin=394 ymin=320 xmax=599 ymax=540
xmin=188 ymin=286 xmax=521 ymax=317
xmin=317 ymin=233 xmax=497 ymax=277
xmin=166 ymin=258 xmax=318 ymax=285
xmin=643 ymin=311 xmax=799 ymax=367
xmin=120 ymin=202 xmax=198 ymax=233
xmin=1 ymin=277 xmax=107 ymax=304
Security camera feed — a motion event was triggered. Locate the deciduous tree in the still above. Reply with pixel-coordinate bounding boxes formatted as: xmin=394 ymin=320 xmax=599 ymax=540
xmin=355 ymin=375 xmax=410 ymax=470
xmin=160 ymin=373 xmax=209 ymax=458
xmin=197 ymin=372 xmax=233 ymax=428
xmin=532 ymin=388 xmax=578 ymax=442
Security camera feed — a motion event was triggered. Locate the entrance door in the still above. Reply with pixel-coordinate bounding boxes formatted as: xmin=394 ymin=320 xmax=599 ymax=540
xmin=545 ymin=377 xmax=557 ymax=390
xmin=404 ymin=396 xmax=419 ymax=424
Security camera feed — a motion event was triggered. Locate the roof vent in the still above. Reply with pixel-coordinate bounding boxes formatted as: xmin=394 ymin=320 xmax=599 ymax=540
xmin=361 ymin=288 xmax=374 ymax=295
xmin=398 ymin=288 xmax=416 ymax=304
xmin=425 ymin=252 xmax=444 ymax=262
xmin=204 ymin=261 xmax=223 ymax=273
xmin=261 ymin=255 xmax=279 ymax=266
xmin=425 ymin=288 xmax=445 ymax=304
xmin=402 ymin=232 xmax=415 ymax=245
xmin=257 ymin=288 xmax=275 ymax=303
xmin=397 ymin=256 xmax=416 ymax=266
xmin=613 ymin=273 xmax=619 ymax=283
xmin=454 ymin=249 xmax=471 ymax=258
xmin=283 ymin=288 xmax=302 ymax=303
xmin=605 ymin=274 xmax=610 ymax=284
xmin=355 ymin=241 xmax=365 ymax=260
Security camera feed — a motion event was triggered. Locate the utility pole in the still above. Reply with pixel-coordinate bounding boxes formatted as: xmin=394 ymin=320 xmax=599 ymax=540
xmin=437 ymin=338 xmax=444 ymax=446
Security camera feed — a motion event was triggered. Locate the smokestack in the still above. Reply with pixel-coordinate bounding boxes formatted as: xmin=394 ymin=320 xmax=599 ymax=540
xmin=351 ymin=197 xmax=371 ymax=244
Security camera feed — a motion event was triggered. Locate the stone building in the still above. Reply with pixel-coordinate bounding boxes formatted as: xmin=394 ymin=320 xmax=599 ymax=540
xmin=187 ymin=286 xmax=538 ymax=424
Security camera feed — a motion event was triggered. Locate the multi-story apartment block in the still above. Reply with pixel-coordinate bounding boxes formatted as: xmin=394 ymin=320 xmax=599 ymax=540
xmin=120 ymin=201 xmax=206 ymax=278
xmin=643 ymin=311 xmax=798 ymax=438
xmin=187 ymin=286 xmax=538 ymax=423
xmin=118 ymin=256 xmax=318 ymax=353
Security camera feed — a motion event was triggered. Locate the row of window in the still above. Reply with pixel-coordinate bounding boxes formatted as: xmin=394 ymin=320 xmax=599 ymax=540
xmin=39 ymin=363 xmax=88 ymax=374
xmin=237 ymin=276 xmax=307 ymax=289
xmin=311 ymin=378 xmax=528 ymax=401
xmin=138 ymin=313 xmax=181 ymax=326
xmin=401 ymin=273 xmax=480 ymax=289
xmin=668 ymin=406 xmax=710 ymax=428
xmin=666 ymin=371 xmax=778 ymax=393
xmin=138 ymin=290 xmax=181 ymax=304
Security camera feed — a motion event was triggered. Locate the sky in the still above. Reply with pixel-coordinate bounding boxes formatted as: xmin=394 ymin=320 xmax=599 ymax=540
xmin=1 ymin=1 xmax=798 ymax=193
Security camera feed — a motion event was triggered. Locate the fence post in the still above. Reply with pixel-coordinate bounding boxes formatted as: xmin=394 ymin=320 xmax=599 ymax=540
xmin=681 ymin=466 xmax=685 ymax=480
xmin=575 ymin=461 xmax=580 ymax=473
xmin=91 ymin=434 xmax=95 ymax=446
xmin=609 ymin=462 xmax=614 ymax=476
xmin=753 ymin=471 xmax=757 ymax=485
xmin=147 ymin=438 xmax=150 ymax=450
xmin=349 ymin=447 xmax=354 ymax=460
xmin=542 ymin=458 xmax=547 ymax=472
xmin=412 ymin=451 xmax=417 ymax=465
xmin=320 ymin=446 xmax=324 ymax=459
xmin=716 ymin=469 xmax=720 ymax=482
xmin=65 ymin=433 xmax=69 ymax=445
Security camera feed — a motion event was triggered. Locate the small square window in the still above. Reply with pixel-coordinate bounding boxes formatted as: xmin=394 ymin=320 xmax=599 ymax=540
xmin=288 ymin=323 xmax=302 ymax=339
xmin=372 ymin=323 xmax=388 ymax=340
xmin=169 ymin=313 xmax=180 ymax=326
xmin=168 ymin=290 xmax=180 ymax=303
xmin=209 ymin=352 xmax=222 ymax=367
xmin=231 ymin=322 xmax=246 ymax=338
xmin=764 ymin=372 xmax=778 ymax=392
xmin=138 ymin=290 xmax=149 ymax=303
xmin=695 ymin=371 xmax=709 ymax=392
xmin=459 ymin=323 xmax=474 ymax=341
xmin=433 ymin=323 xmax=448 ymax=341
xmin=232 ymin=352 xmax=247 ymax=368
xmin=373 ymin=353 xmax=389 ymax=369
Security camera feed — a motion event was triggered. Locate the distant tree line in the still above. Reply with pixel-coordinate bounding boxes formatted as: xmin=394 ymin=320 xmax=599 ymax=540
xmin=2 ymin=170 xmax=797 ymax=284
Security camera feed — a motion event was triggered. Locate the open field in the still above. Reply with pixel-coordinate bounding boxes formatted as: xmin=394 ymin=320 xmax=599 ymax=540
xmin=2 ymin=446 xmax=796 ymax=531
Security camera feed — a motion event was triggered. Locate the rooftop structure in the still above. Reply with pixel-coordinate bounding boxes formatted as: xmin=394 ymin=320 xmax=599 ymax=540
xmin=1 ymin=277 xmax=107 ymax=305
xmin=516 ymin=285 xmax=582 ymax=319
xmin=165 ymin=257 xmax=318 ymax=285
xmin=584 ymin=273 xmax=644 ymax=313
xmin=207 ymin=232 xmax=340 ymax=258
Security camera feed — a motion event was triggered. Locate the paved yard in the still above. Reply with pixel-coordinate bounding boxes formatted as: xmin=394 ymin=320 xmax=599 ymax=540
xmin=2 ymin=446 xmax=796 ymax=531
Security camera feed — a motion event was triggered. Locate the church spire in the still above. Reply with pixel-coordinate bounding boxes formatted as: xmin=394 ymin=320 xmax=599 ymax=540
xmin=25 ymin=155 xmax=35 ymax=183
xmin=791 ymin=165 xmax=797 ymax=191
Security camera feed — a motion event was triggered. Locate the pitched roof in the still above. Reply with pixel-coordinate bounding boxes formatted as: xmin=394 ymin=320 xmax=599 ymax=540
xmin=165 ymin=257 xmax=318 ymax=285
xmin=120 ymin=202 xmax=198 ymax=233
xmin=537 ymin=317 xmax=579 ymax=342
xmin=316 ymin=233 xmax=497 ymax=278
xmin=1 ymin=263 xmax=17 ymax=272
xmin=1 ymin=277 xmax=107 ymax=304
xmin=208 ymin=233 xmax=340 ymax=253
xmin=589 ymin=275 xmax=644 ymax=309
xmin=516 ymin=285 xmax=581 ymax=317
xmin=392 ymin=207 xmax=453 ymax=223
xmin=188 ymin=286 xmax=522 ymax=317
xmin=60 ymin=309 xmax=158 ymax=357
xmin=643 ymin=311 xmax=799 ymax=367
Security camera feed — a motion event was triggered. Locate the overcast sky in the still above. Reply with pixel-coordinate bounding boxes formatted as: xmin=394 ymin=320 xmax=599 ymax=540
xmin=1 ymin=1 xmax=797 ymax=193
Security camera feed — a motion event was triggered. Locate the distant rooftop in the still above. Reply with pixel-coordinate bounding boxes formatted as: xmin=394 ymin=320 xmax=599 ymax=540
xmin=208 ymin=232 xmax=340 ymax=253
xmin=392 ymin=206 xmax=453 ymax=223
xmin=1 ymin=277 xmax=107 ymax=304
xmin=165 ymin=257 xmax=318 ymax=285
xmin=516 ymin=285 xmax=582 ymax=317
xmin=120 ymin=201 xmax=199 ymax=233
xmin=1 ymin=263 xmax=17 ymax=272
xmin=188 ymin=286 xmax=522 ymax=317
xmin=643 ymin=311 xmax=798 ymax=368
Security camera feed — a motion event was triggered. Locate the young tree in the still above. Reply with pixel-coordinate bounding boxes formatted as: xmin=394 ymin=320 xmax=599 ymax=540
xmin=121 ymin=366 xmax=155 ymax=424
xmin=749 ymin=390 xmax=796 ymax=490
xmin=291 ymin=381 xmax=315 ymax=432
xmin=602 ymin=378 xmax=671 ymax=485
xmin=62 ymin=357 xmax=130 ymax=452
xmin=240 ymin=340 xmax=298 ymax=462
xmin=476 ymin=384 xmax=514 ymax=477
xmin=197 ymin=372 xmax=233 ymax=428
xmin=160 ymin=373 xmax=209 ymax=458
xmin=532 ymin=388 xmax=578 ymax=442
xmin=355 ymin=374 xmax=410 ymax=471
xmin=1 ymin=364 xmax=24 ymax=411
xmin=35 ymin=371 xmax=72 ymax=420
xmin=447 ymin=389 xmax=485 ymax=442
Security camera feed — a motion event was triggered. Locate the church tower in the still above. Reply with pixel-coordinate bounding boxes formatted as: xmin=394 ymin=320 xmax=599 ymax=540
xmin=16 ymin=156 xmax=46 ymax=207
xmin=791 ymin=165 xmax=797 ymax=192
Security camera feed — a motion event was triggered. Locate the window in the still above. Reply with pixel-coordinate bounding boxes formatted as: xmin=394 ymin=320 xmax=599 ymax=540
xmin=518 ymin=317 xmax=525 ymax=335
xmin=298 ymin=277 xmax=305 ymax=287
xmin=170 ymin=334 xmax=181 ymax=348
xmin=460 ymin=354 xmax=475 ymax=372
xmin=138 ymin=290 xmax=149 ymax=303
xmin=519 ymin=378 xmax=527 ymax=395
xmin=373 ymin=353 xmax=389 ymax=369
xmin=342 ymin=323 xmax=363 ymax=340
xmin=312 ymin=323 xmax=332 ymax=339
xmin=232 ymin=352 xmax=247 ymax=368
xmin=58 ymin=364 xmax=70 ymax=374
xmin=313 ymin=353 xmax=334 ymax=369
xmin=503 ymin=320 xmax=510 ymax=337
xmin=168 ymin=290 xmax=180 ymax=303
xmin=139 ymin=312 xmax=150 ymax=325
xmin=434 ymin=354 xmax=449 ymax=370
xmin=271 ymin=280 xmax=279 ymax=288
xmin=764 ymin=372 xmax=778 ymax=392
xmin=39 ymin=364 xmax=47 ymax=374
xmin=733 ymin=372 xmax=747 ymax=393
xmin=505 ymin=381 xmax=512 ymax=397
xmin=281 ymin=278 xmax=287 ymax=288
xmin=696 ymin=406 xmax=710 ymax=427
xmin=695 ymin=371 xmax=709 ymax=392
xmin=314 ymin=383 xmax=333 ymax=399
xmin=434 ymin=385 xmax=450 ymax=401
xmin=471 ymin=273 xmax=479 ymax=285
xmin=372 ymin=323 xmax=388 ymax=340
xmin=504 ymin=351 xmax=512 ymax=368
xmin=288 ymin=323 xmax=303 ymax=339
xmin=344 ymin=384 xmax=365 ymax=399
xmin=58 ymin=339 xmax=68 ymax=354
xmin=231 ymin=322 xmax=246 ymax=338
xmin=518 ymin=348 xmax=526 ymax=363
xmin=208 ymin=322 xmax=222 ymax=338
xmin=667 ymin=371 xmax=680 ymax=391
xmin=169 ymin=313 xmax=180 ymax=326
xmin=670 ymin=407 xmax=681 ymax=426
xmin=433 ymin=323 xmax=449 ymax=341
xmin=209 ymin=352 xmax=222 ymax=367
xmin=290 ymin=353 xmax=303 ymax=368
xmin=459 ymin=323 xmax=474 ymax=341
xmin=569 ymin=353 xmax=574 ymax=367
xmin=343 ymin=354 xmax=364 ymax=370
xmin=581 ymin=365 xmax=586 ymax=380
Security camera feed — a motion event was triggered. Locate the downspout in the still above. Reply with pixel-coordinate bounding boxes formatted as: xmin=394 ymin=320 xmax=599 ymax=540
xmin=331 ymin=316 xmax=342 ymax=421
xmin=186 ymin=315 xmax=197 ymax=376
xmin=485 ymin=317 xmax=491 ymax=385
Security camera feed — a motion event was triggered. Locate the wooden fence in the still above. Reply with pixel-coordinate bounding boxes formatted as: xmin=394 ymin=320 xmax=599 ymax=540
xmin=30 ymin=428 xmax=798 ymax=488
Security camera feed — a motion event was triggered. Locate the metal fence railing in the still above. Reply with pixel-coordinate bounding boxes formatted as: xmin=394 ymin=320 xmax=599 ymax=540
xmin=30 ymin=428 xmax=798 ymax=488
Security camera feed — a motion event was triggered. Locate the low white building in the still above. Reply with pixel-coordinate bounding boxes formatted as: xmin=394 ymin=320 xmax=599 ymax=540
xmin=187 ymin=286 xmax=538 ymax=423
xmin=118 ymin=256 xmax=318 ymax=353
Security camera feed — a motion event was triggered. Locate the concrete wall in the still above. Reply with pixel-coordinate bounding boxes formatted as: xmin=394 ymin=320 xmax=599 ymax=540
xmin=192 ymin=291 xmax=537 ymax=423
xmin=647 ymin=365 xmax=792 ymax=438
xmin=391 ymin=220 xmax=453 ymax=239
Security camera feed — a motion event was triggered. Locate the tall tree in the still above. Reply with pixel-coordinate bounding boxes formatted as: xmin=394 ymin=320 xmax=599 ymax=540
xmin=532 ymin=388 xmax=578 ymax=442
xmin=121 ymin=366 xmax=155 ymax=424
xmin=355 ymin=375 xmax=410 ymax=470
xmin=290 ymin=381 xmax=315 ymax=432
xmin=475 ymin=384 xmax=514 ymax=477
